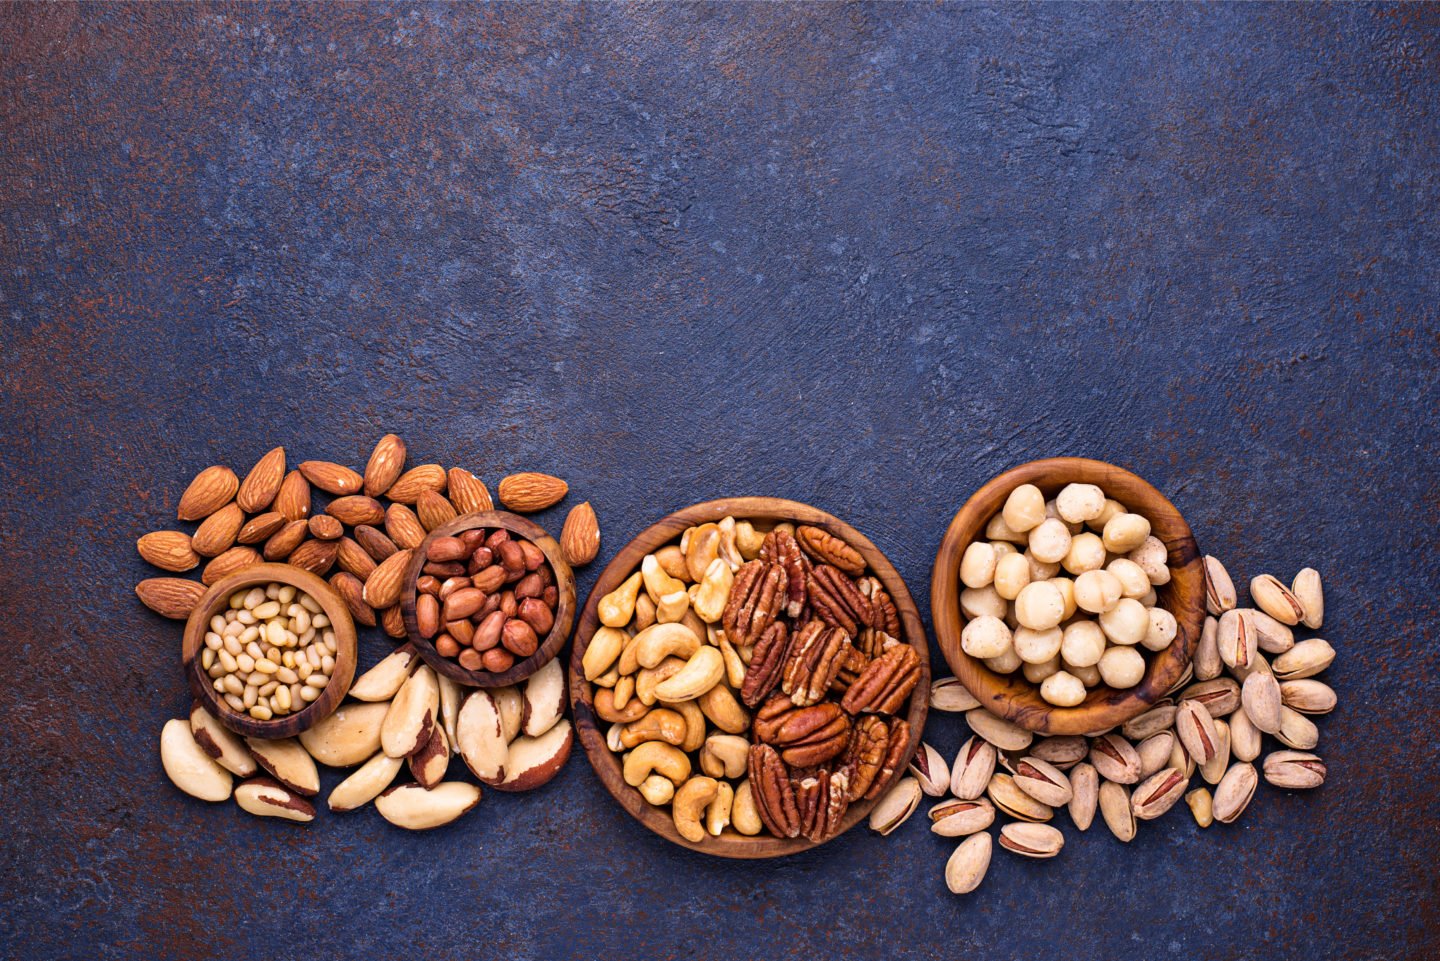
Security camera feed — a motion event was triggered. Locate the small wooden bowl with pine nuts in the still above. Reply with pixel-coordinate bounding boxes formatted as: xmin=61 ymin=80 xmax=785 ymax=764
xmin=181 ymin=563 xmax=358 ymax=739
xmin=931 ymin=458 xmax=1204 ymax=736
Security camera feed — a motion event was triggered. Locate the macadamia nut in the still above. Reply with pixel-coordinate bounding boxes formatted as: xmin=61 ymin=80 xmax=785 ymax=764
xmin=1013 ymin=626 xmax=1063 ymax=665
xmin=960 ymin=542 xmax=997 ymax=589
xmin=1098 ymin=645 xmax=1145 ymax=688
xmin=1041 ymin=670 xmax=1087 ymax=707
xmin=1074 ymin=569 xmax=1123 ymax=614
xmin=1099 ymin=597 xmax=1150 ymax=646
xmin=1002 ymin=484 xmax=1046 ymax=534
xmin=1061 ymin=620 xmax=1107 ymax=668
xmin=1102 ymin=513 xmax=1152 ymax=553
xmin=994 ymin=552 xmax=1032 ymax=601
xmin=961 ymin=615 xmax=1013 ymax=659
xmin=1014 ymin=581 xmax=1065 ymax=631
xmin=1027 ymin=518 xmax=1072 ymax=564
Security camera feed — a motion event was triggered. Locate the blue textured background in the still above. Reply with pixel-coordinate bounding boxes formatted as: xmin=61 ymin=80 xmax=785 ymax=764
xmin=2 ymin=4 xmax=1438 ymax=959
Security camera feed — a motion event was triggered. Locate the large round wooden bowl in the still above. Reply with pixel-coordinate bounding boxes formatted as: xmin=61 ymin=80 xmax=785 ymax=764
xmin=181 ymin=563 xmax=358 ymax=739
xmin=401 ymin=511 xmax=576 ymax=688
xmin=931 ymin=458 xmax=1203 ymax=736
xmin=570 ymin=497 xmax=930 ymax=859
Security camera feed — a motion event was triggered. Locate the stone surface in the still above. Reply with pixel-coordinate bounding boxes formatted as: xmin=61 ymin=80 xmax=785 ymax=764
xmin=1 ymin=4 xmax=1437 ymax=960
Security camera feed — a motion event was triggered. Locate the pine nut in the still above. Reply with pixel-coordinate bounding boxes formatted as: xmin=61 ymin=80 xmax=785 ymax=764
xmin=246 ymin=641 xmax=264 ymax=660
xmin=305 ymin=673 xmax=328 ymax=689
xmin=275 ymin=685 xmax=291 ymax=712
xmin=258 ymin=680 xmax=278 ymax=696
xmin=291 ymin=609 xmax=311 ymax=635
xmin=201 ymin=582 xmax=336 ymax=722
xmin=248 ymin=704 xmax=273 ymax=720
xmin=236 ymin=609 xmax=257 ymax=625
xmin=321 ymin=654 xmax=335 ymax=675
xmin=209 ymin=615 xmax=227 ymax=634
xmin=277 ymin=584 xmax=296 ymax=603
xmin=243 ymin=587 xmax=265 ymax=609
xmin=224 ymin=693 xmax=245 ymax=712
xmin=204 ymin=632 xmax=223 ymax=651
xmin=237 ymin=653 xmax=255 ymax=673
xmin=242 ymin=685 xmax=257 ymax=708
xmin=255 ymin=659 xmax=279 ymax=675
xmin=252 ymin=600 xmax=281 ymax=619
xmin=299 ymin=686 xmax=320 ymax=702
xmin=228 ymin=590 xmax=246 ymax=609
xmin=265 ymin=582 xmax=279 ymax=599
xmin=297 ymin=662 xmax=313 ymax=680
xmin=218 ymin=650 xmax=238 ymax=673
xmin=299 ymin=594 xmax=321 ymax=614
xmin=313 ymin=614 xmax=329 ymax=629
xmin=239 ymin=625 xmax=259 ymax=644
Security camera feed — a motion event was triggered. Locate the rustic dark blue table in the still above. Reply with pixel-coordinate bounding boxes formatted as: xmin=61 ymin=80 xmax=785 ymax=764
xmin=2 ymin=4 xmax=1437 ymax=959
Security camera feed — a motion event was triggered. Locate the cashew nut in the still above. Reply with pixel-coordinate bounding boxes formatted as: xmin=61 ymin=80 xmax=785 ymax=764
xmin=731 ymin=779 xmax=763 ymax=836
xmin=583 ymin=626 xmax=628 ymax=681
xmin=605 ymin=722 xmax=625 ymax=752
xmin=706 ymin=780 xmax=735 ymax=836
xmin=623 ymin=741 xmax=691 ymax=787
xmin=690 ymin=558 xmax=735 ymax=624
xmin=619 ymin=708 xmax=688 ymax=749
xmin=734 ymin=520 xmax=765 ymax=561
xmin=699 ymin=733 xmax=750 ymax=779
xmin=653 ymin=647 xmax=726 ymax=702
xmin=594 ymin=688 xmax=649 ymax=724
xmin=697 ymin=682 xmax=750 ymax=734
xmin=642 ymin=554 xmax=687 ymax=602
xmin=636 ymin=656 xmax=686 ymax=706
xmin=637 ymin=773 xmax=675 ymax=805
xmin=634 ymin=623 xmax=703 ymax=670
xmin=717 ymin=634 xmax=747 ymax=689
xmin=662 ymin=698 xmax=708 ymax=753
xmin=654 ymin=544 xmax=692 ymax=583
xmin=680 ymin=608 xmax=708 ymax=646
xmin=684 ymin=523 xmax=721 ymax=582
xmin=592 ymin=663 xmax=620 ymax=688
xmin=599 ymin=572 xmax=642 ymax=628
xmin=612 ymin=674 xmax=635 ymax=710
xmin=716 ymin=516 xmax=744 ymax=571
xmin=618 ymin=632 xmax=645 ymax=676
xmin=633 ymin=593 xmax=657 ymax=632
xmin=672 ymin=776 xmax=719 ymax=843
xmin=655 ymin=589 xmax=691 ymax=624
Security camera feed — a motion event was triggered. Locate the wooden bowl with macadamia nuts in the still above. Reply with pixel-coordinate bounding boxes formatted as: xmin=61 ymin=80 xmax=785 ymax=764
xmin=932 ymin=458 xmax=1203 ymax=736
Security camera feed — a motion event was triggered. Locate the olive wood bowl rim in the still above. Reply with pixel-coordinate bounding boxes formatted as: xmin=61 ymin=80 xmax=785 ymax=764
xmin=400 ymin=511 xmax=576 ymax=688
xmin=569 ymin=496 xmax=930 ymax=860
xmin=181 ymin=562 xmax=358 ymax=739
xmin=930 ymin=457 xmax=1203 ymax=736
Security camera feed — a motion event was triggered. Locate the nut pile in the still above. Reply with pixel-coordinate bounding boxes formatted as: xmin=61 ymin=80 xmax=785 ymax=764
xmin=202 ymin=582 xmax=337 ymax=721
xmin=160 ymin=648 xmax=573 ymax=828
xmin=136 ymin=436 xmax=599 ymax=637
xmin=414 ymin=527 xmax=560 ymax=675
xmin=584 ymin=517 xmax=923 ymax=845
xmin=875 ymin=561 xmax=1333 ymax=894
xmin=958 ymin=482 xmax=1178 ymax=704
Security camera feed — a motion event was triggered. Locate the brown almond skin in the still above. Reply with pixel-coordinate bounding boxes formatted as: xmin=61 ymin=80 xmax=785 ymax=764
xmin=335 ymin=537 xmax=378 ymax=581
xmin=328 ymin=496 xmax=386 ymax=527
xmin=447 ymin=469 xmax=493 ymax=513
xmin=497 ymin=472 xmax=568 ymax=512
xmin=354 ymin=525 xmax=399 ymax=562
xmin=177 ymin=465 xmax=239 ymax=521
xmin=237 ymin=447 xmax=286 ymax=513
xmin=363 ymin=549 xmax=414 ymax=609
xmin=308 ymin=514 xmax=344 ymax=540
xmin=137 ymin=531 xmax=201 ymax=572
xmin=298 ymin=460 xmax=363 ymax=496
xmin=274 ymin=470 xmax=311 ymax=522
xmin=560 ymin=501 xmax=600 ymax=566
xmin=263 ymin=520 xmax=309 ymax=561
xmin=385 ymin=504 xmax=427 ymax=550
xmin=364 ymin=434 xmax=407 ymax=498
xmin=192 ymin=502 xmax=245 ymax=557
xmin=287 ymin=538 xmax=339 ymax=576
xmin=330 ymin=572 xmax=377 ymax=627
xmin=386 ymin=465 xmax=447 ymax=504
xmin=202 ymin=547 xmax=263 ymax=585
xmin=237 ymin=512 xmax=286 ymax=545
xmin=136 ymin=578 xmax=207 ymax=619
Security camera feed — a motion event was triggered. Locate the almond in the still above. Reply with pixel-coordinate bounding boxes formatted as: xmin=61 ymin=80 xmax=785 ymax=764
xmin=299 ymin=460 xmax=363 ymax=496
xmin=287 ymin=538 xmax=338 ymax=577
xmin=327 ymin=495 xmax=386 ymax=527
xmin=417 ymin=490 xmax=458 ymax=532
xmin=560 ymin=501 xmax=600 ymax=566
xmin=385 ymin=503 xmax=427 ymax=550
xmin=364 ymin=434 xmax=407 ymax=498
xmin=273 ymin=469 xmax=311 ymax=521
xmin=308 ymin=514 xmax=344 ymax=540
xmin=335 ymin=537 xmax=377 ymax=581
xmin=237 ymin=511 xmax=286 ymax=545
xmin=236 ymin=446 xmax=286 ymax=512
xmin=136 ymin=577 xmax=207 ymax=619
xmin=380 ymin=603 xmax=407 ymax=638
xmin=263 ymin=519 xmax=309 ymax=560
xmin=354 ymin=524 xmax=399 ymax=562
xmin=498 ymin=472 xmax=568 ymax=513
xmin=386 ymin=464 xmax=447 ymax=504
xmin=375 ymin=781 xmax=480 ymax=830
xmin=447 ymin=468 xmax=493 ymax=514
xmin=201 ymin=546 xmax=262 ymax=585
xmin=137 ymin=531 xmax=201 ymax=572
xmin=191 ymin=502 xmax=245 ymax=557
xmin=177 ymin=465 xmax=238 ymax=521
xmin=329 ymin=571 xmax=377 ymax=627
xmin=363 ymin=548 xmax=413 ymax=609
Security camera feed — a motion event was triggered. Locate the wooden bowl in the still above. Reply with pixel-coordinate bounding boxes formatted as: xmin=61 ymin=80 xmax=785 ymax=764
xmin=181 ymin=563 xmax=358 ymax=739
xmin=400 ymin=511 xmax=576 ymax=688
xmin=931 ymin=457 xmax=1203 ymax=736
xmin=569 ymin=497 xmax=930 ymax=859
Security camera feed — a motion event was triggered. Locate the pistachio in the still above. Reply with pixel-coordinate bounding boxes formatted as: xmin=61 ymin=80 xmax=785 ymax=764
xmin=1212 ymin=762 xmax=1258 ymax=823
xmin=928 ymin=797 xmax=996 ymax=837
xmin=909 ymin=742 xmax=952 ymax=797
xmin=1067 ymin=761 xmax=1098 ymax=831
xmin=987 ymin=772 xmax=1053 ymax=822
xmin=1291 ymin=568 xmax=1324 ymax=629
xmin=1200 ymin=718 xmax=1231 ymax=785
xmin=1122 ymin=701 xmax=1177 ymax=741
xmin=1241 ymin=671 xmax=1283 ymax=734
xmin=1165 ymin=661 xmax=1194 ymax=696
xmin=1029 ymin=735 xmax=1088 ymax=768
xmin=1178 ymin=678 xmax=1240 ymax=718
xmin=1203 ymin=555 xmax=1236 ymax=615
xmin=1186 ymin=787 xmax=1213 ymax=828
xmin=950 ymin=736 xmax=998 ymax=800
xmin=1131 ymin=766 xmax=1188 ymax=820
xmin=1098 ymin=780 xmax=1136 ymax=842
xmin=945 ymin=832 xmax=993 ymax=895
xmin=1262 ymin=750 xmax=1327 ymax=789
xmin=1280 ymin=679 xmax=1336 ymax=715
xmin=1176 ymin=700 xmax=1220 ymax=766
xmin=1136 ymin=731 xmax=1176 ymax=779
xmin=868 ymin=776 xmax=922 ymax=836
xmin=929 ymin=676 xmax=982 ymax=713
xmin=1275 ymin=706 xmax=1320 ymax=750
xmin=1194 ymin=615 xmax=1222 ymax=681
xmin=965 ymin=709 xmax=1034 ymax=752
xmin=1250 ymin=574 xmax=1305 ymax=626
xmin=1088 ymin=733 xmax=1141 ymax=784
xmin=999 ymin=822 xmax=1064 ymax=859
xmin=1217 ymin=609 xmax=1258 ymax=673
xmin=1273 ymin=638 xmax=1335 ymax=680
xmin=1013 ymin=757 xmax=1073 ymax=806
xmin=1251 ymin=609 xmax=1295 ymax=655
xmin=1168 ymin=736 xmax=1196 ymax=779
xmin=1228 ymin=708 xmax=1262 ymax=762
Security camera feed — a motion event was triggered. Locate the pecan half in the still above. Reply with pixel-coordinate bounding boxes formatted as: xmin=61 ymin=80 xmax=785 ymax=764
xmin=867 ymin=717 xmax=911 ymax=800
xmin=781 ymin=621 xmax=852 ymax=706
xmin=722 ymin=559 xmax=787 ymax=647
xmin=841 ymin=643 xmax=922 ymax=716
xmin=856 ymin=575 xmax=901 ymax=637
xmin=740 ymin=621 xmax=790 ymax=708
xmin=829 ymin=645 xmax=872 ymax=695
xmin=748 ymin=743 xmax=800 ymax=838
xmin=796 ymin=525 xmax=866 ymax=577
xmin=808 ymin=564 xmax=874 ymax=636
xmin=753 ymin=695 xmax=851 ymax=767
xmin=796 ymin=769 xmax=851 ymax=843
xmin=758 ymin=529 xmax=808 ymax=617
xmin=842 ymin=714 xmax=889 ymax=801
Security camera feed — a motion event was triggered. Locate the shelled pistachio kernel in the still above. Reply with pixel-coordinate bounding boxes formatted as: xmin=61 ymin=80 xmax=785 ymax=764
xmin=202 ymin=581 xmax=336 ymax=720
